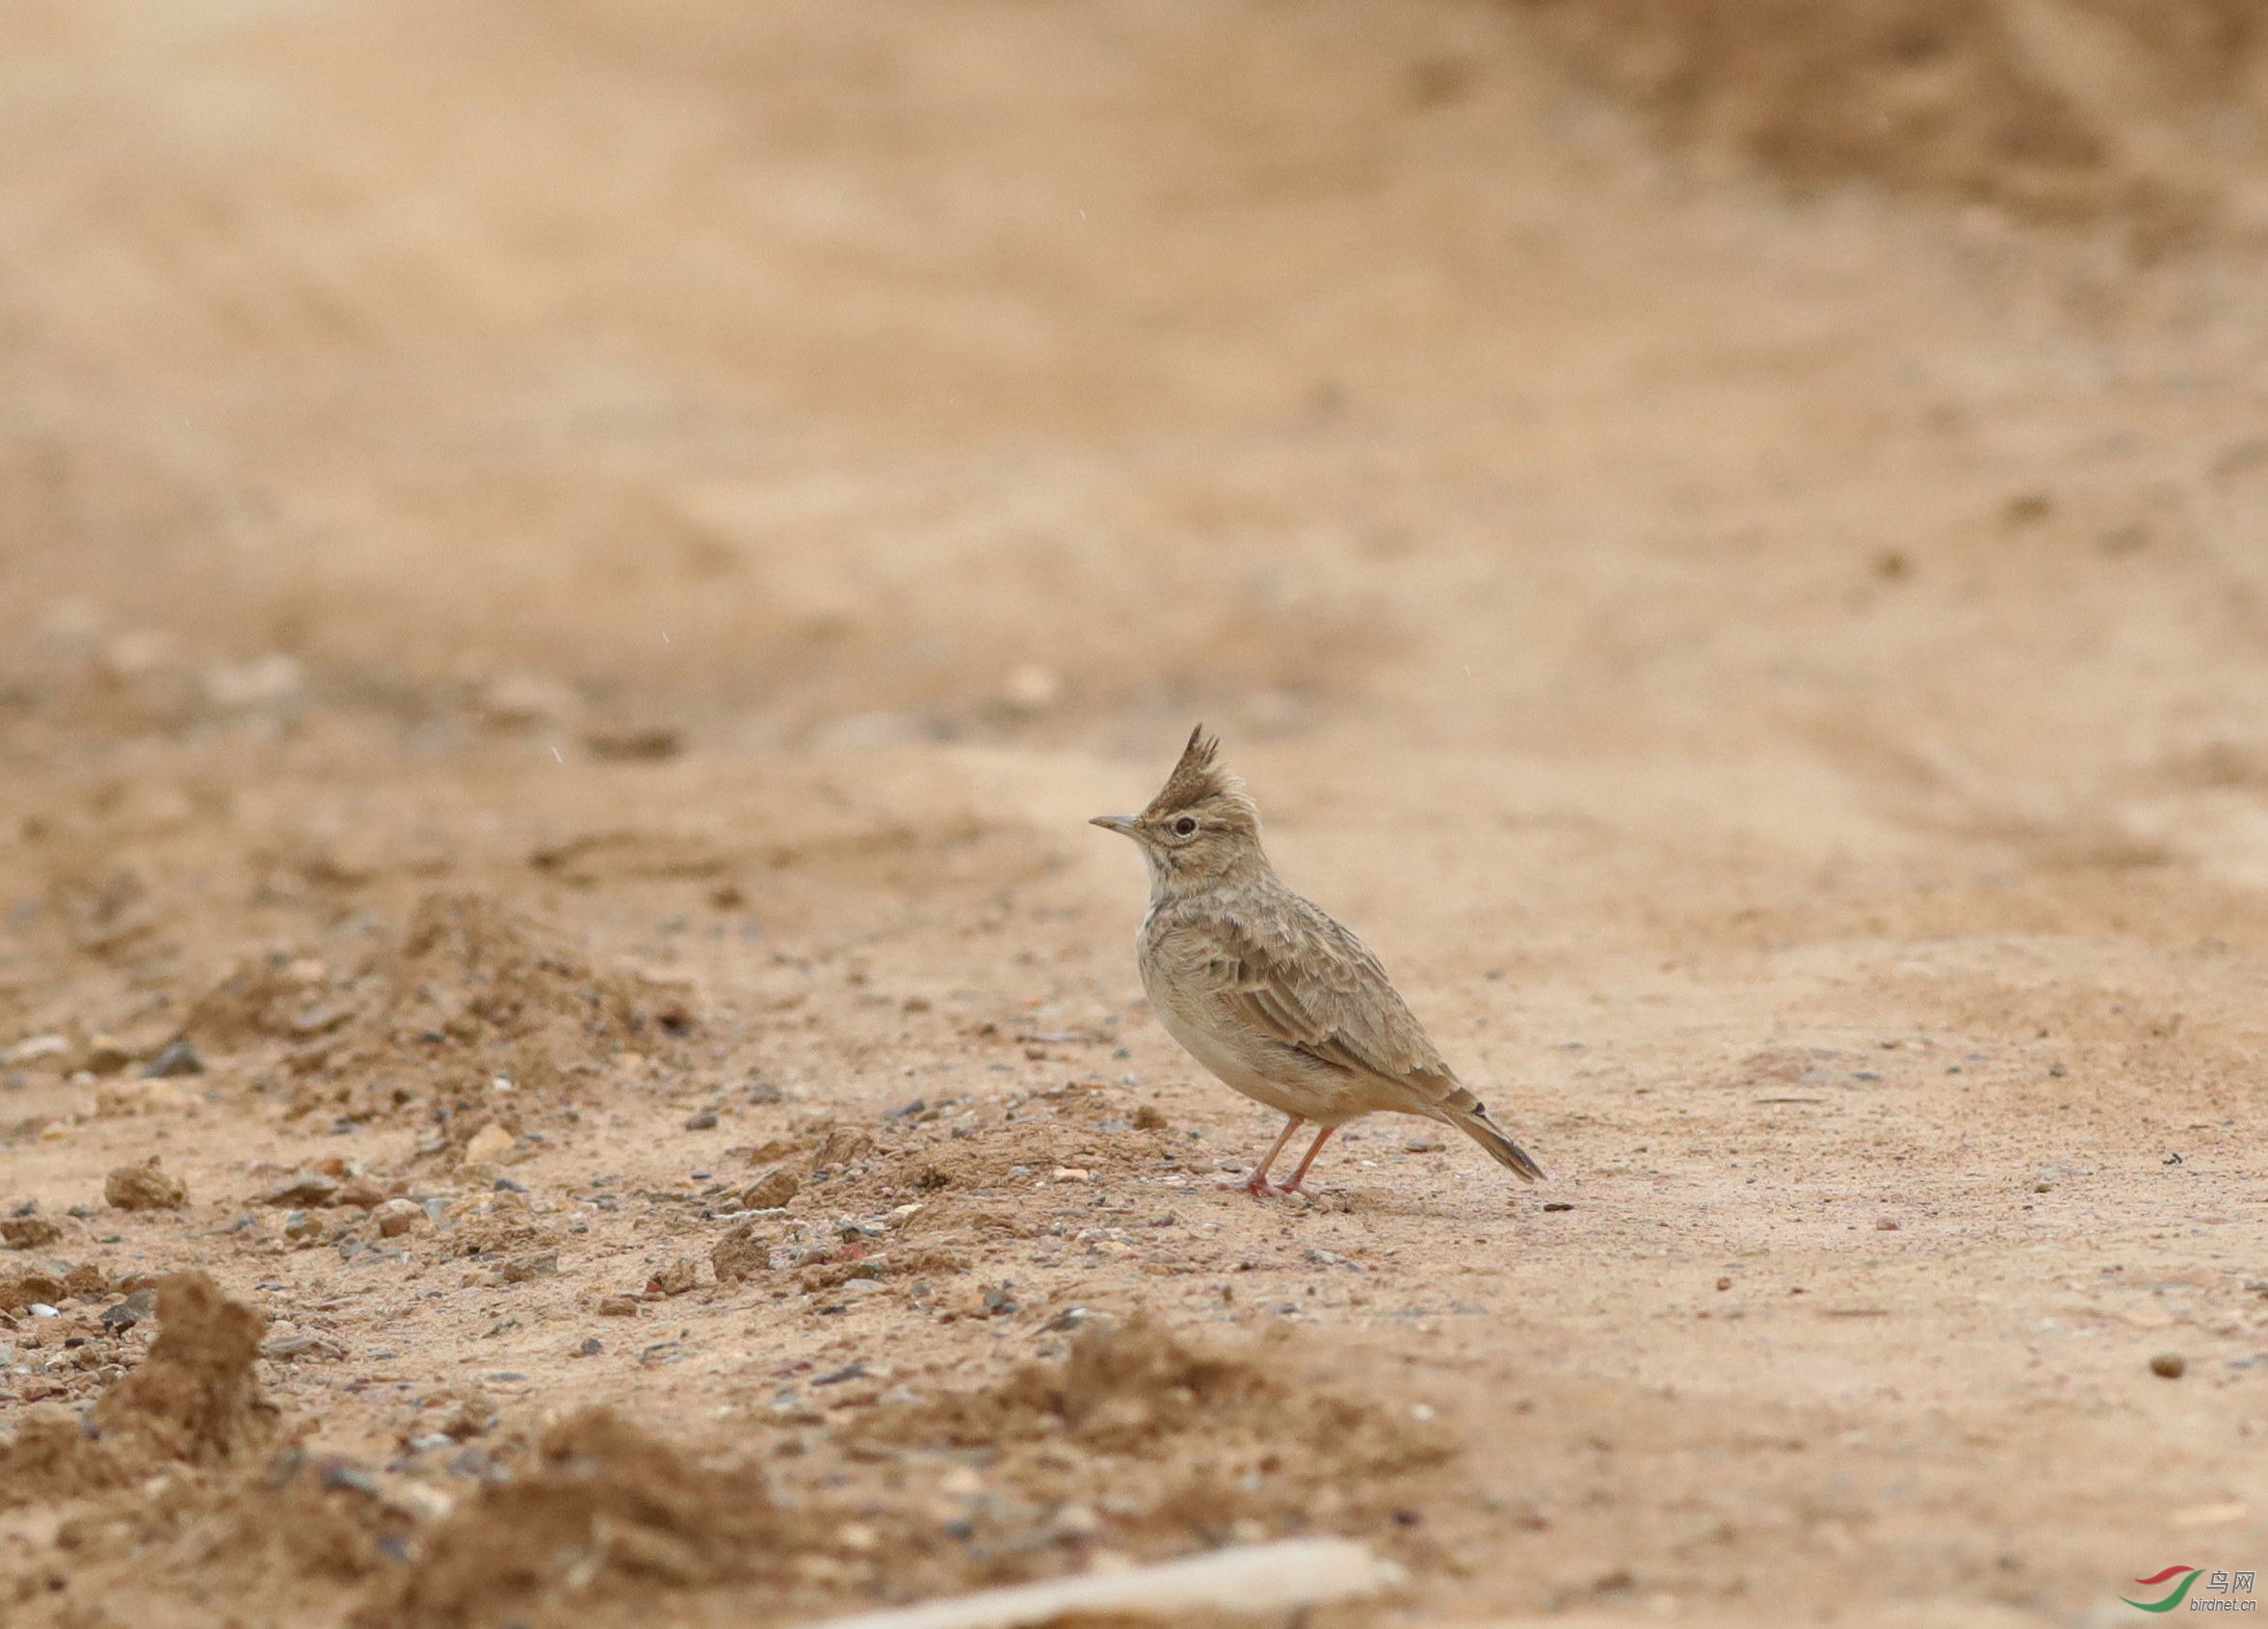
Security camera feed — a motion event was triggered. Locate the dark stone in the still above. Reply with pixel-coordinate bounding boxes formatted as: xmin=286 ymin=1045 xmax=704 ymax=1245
xmin=98 ymin=1288 xmax=157 ymax=1327
xmin=142 ymin=1039 xmax=204 ymax=1079
xmin=318 ymin=1458 xmax=382 ymax=1496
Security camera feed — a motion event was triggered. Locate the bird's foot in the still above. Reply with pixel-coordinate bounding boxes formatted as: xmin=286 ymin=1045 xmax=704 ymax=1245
xmin=1217 ymin=1170 xmax=1282 ymax=1198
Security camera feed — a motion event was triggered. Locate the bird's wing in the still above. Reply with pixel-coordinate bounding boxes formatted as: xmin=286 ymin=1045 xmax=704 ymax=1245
xmin=1198 ymin=894 xmax=1461 ymax=1104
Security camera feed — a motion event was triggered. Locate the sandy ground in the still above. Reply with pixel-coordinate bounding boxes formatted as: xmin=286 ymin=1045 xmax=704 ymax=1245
xmin=5 ymin=3 xmax=2268 ymax=1625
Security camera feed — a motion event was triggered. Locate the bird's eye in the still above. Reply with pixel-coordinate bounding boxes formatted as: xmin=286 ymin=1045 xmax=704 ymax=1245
xmin=1172 ymin=815 xmax=1199 ymax=837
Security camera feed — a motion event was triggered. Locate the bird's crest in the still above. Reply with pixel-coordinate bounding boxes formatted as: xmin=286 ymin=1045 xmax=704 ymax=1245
xmin=1144 ymin=724 xmax=1244 ymax=818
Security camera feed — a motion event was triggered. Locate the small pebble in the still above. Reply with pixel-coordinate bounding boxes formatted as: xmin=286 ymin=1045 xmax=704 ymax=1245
xmin=684 ymin=1111 xmax=719 ymax=1131
xmin=142 ymin=1039 xmax=204 ymax=1079
xmin=576 ymin=1336 xmax=602 ymax=1356
xmin=99 ymin=1289 xmax=158 ymax=1328
xmin=319 ymin=1459 xmax=381 ymax=1496
xmin=2150 ymin=1353 xmax=2185 ymax=1379
xmin=460 ymin=1124 xmax=514 ymax=1167
xmin=1715 ymin=1276 xmax=1732 ymax=1292
xmin=256 ymin=1172 xmax=341 ymax=1208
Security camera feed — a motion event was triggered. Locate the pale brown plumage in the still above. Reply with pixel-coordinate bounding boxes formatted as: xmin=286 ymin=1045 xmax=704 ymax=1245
xmin=1093 ymin=726 xmax=1543 ymax=1197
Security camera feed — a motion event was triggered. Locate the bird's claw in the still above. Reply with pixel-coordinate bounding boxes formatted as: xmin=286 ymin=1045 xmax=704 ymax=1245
xmin=1217 ymin=1171 xmax=1282 ymax=1197
xmin=1215 ymin=1173 xmax=1310 ymax=1199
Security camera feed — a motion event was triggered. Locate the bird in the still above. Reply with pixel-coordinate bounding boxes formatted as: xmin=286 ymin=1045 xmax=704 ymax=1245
xmin=1091 ymin=725 xmax=1543 ymax=1197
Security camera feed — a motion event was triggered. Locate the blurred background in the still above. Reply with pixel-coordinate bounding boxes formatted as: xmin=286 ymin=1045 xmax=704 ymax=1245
xmin=6 ymin=0 xmax=2268 ymax=816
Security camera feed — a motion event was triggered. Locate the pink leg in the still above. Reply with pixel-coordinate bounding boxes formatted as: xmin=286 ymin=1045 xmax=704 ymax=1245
xmin=1277 ymin=1125 xmax=1337 ymax=1195
xmin=1220 ymin=1115 xmax=1304 ymax=1197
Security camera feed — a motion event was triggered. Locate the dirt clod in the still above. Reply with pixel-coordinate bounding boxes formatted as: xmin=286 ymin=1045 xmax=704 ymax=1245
xmin=1513 ymin=0 xmax=2267 ymax=245
xmin=711 ymin=1222 xmax=770 ymax=1284
xmin=105 ymin=1156 xmax=189 ymax=1211
xmin=1 ymin=1215 xmax=63 ymax=1249
xmin=92 ymin=1271 xmax=276 ymax=1464
xmin=739 ymin=1169 xmax=798 ymax=1211
xmin=0 ymin=1268 xmax=66 ymax=1311
xmin=0 ymin=1271 xmax=275 ymax=1510
xmin=865 ymin=1316 xmax=1456 ymax=1557
xmin=356 ymin=1408 xmax=796 ymax=1629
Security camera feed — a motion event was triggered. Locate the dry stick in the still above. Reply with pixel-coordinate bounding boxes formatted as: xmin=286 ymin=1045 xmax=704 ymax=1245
xmin=796 ymin=1537 xmax=1409 ymax=1629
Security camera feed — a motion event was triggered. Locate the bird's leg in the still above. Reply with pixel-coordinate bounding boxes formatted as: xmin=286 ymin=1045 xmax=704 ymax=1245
xmin=1221 ymin=1115 xmax=1304 ymax=1196
xmin=1276 ymin=1124 xmax=1337 ymax=1195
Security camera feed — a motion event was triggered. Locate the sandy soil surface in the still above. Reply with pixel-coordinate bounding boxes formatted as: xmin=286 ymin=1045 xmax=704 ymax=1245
xmin=5 ymin=3 xmax=2268 ymax=1626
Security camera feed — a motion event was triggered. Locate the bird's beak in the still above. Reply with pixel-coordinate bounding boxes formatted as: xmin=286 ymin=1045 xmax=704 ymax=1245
xmin=1089 ymin=814 xmax=1139 ymax=837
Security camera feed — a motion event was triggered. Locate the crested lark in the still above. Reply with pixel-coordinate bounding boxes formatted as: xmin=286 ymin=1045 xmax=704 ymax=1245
xmin=1093 ymin=726 xmax=1544 ymax=1197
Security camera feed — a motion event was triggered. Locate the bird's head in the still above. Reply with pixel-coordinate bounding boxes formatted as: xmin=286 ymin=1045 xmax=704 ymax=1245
xmin=1091 ymin=724 xmax=1267 ymax=895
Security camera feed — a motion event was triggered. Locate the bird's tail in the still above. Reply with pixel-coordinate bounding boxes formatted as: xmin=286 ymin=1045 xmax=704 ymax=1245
xmin=1444 ymin=1098 xmax=1544 ymax=1183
